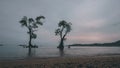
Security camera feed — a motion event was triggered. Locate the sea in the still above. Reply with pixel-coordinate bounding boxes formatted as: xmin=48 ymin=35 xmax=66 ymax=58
xmin=0 ymin=45 xmax=120 ymax=60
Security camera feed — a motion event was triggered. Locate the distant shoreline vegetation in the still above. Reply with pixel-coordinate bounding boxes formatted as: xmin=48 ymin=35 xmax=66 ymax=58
xmin=68 ymin=40 xmax=120 ymax=47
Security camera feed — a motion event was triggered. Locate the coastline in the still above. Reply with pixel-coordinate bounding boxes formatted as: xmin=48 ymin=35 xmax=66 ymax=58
xmin=0 ymin=55 xmax=120 ymax=68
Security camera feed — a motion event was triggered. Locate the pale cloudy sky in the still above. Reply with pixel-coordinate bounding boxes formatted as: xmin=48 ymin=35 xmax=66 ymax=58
xmin=0 ymin=0 xmax=120 ymax=46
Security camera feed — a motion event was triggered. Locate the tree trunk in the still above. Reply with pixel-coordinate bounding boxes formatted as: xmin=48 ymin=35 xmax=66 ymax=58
xmin=58 ymin=38 xmax=64 ymax=50
xmin=29 ymin=29 xmax=32 ymax=47
xmin=29 ymin=37 xmax=31 ymax=46
xmin=28 ymin=30 xmax=32 ymax=57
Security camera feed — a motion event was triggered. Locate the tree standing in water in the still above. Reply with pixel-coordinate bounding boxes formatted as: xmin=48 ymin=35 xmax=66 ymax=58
xmin=55 ymin=20 xmax=72 ymax=50
xmin=19 ymin=16 xmax=45 ymax=48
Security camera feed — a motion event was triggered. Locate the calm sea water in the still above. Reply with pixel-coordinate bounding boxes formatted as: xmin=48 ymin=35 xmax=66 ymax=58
xmin=0 ymin=45 xmax=120 ymax=60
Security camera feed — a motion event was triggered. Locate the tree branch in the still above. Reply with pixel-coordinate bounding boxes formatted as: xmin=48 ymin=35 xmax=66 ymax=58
xmin=63 ymin=31 xmax=67 ymax=40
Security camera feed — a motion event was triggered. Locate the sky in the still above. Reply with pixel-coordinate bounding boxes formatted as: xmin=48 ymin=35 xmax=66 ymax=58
xmin=0 ymin=0 xmax=120 ymax=46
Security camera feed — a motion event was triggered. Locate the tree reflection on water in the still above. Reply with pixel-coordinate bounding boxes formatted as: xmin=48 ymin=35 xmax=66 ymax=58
xmin=27 ymin=47 xmax=36 ymax=57
xmin=59 ymin=48 xmax=64 ymax=57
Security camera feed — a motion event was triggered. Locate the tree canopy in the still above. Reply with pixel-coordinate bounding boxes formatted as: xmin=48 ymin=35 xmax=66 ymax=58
xmin=55 ymin=20 xmax=72 ymax=40
xmin=19 ymin=16 xmax=45 ymax=47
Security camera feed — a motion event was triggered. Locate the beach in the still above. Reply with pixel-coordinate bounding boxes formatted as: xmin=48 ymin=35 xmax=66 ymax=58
xmin=0 ymin=55 xmax=120 ymax=68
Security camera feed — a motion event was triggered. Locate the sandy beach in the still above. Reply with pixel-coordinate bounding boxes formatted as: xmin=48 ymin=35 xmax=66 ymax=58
xmin=0 ymin=55 xmax=120 ymax=68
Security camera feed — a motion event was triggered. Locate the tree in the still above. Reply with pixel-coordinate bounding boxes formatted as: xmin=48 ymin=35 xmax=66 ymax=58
xmin=55 ymin=20 xmax=72 ymax=50
xmin=19 ymin=16 xmax=45 ymax=48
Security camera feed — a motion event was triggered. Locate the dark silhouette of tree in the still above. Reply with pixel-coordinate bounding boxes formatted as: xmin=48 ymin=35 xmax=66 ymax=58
xmin=19 ymin=16 xmax=45 ymax=48
xmin=55 ymin=20 xmax=72 ymax=50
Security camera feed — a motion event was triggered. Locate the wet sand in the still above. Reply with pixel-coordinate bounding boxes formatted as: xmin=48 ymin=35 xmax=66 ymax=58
xmin=0 ymin=55 xmax=120 ymax=68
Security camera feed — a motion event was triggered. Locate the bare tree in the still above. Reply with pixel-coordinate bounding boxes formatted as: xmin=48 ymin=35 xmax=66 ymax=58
xmin=55 ymin=20 xmax=72 ymax=50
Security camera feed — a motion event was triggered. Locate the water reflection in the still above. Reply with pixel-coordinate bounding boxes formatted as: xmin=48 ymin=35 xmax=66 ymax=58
xmin=1 ymin=46 xmax=120 ymax=60
xmin=59 ymin=48 xmax=64 ymax=57
xmin=27 ymin=47 xmax=36 ymax=57
xmin=18 ymin=44 xmax=36 ymax=57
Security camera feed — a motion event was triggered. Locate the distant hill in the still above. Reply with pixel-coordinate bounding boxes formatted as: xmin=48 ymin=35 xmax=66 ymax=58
xmin=68 ymin=40 xmax=120 ymax=47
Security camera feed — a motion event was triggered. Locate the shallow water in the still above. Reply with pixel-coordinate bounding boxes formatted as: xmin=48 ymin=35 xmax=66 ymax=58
xmin=0 ymin=45 xmax=120 ymax=60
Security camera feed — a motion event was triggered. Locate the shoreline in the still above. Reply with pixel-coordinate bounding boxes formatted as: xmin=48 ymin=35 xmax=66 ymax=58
xmin=0 ymin=54 xmax=120 ymax=61
xmin=0 ymin=55 xmax=120 ymax=68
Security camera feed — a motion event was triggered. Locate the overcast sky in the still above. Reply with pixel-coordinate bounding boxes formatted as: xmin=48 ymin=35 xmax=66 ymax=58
xmin=0 ymin=0 xmax=120 ymax=46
